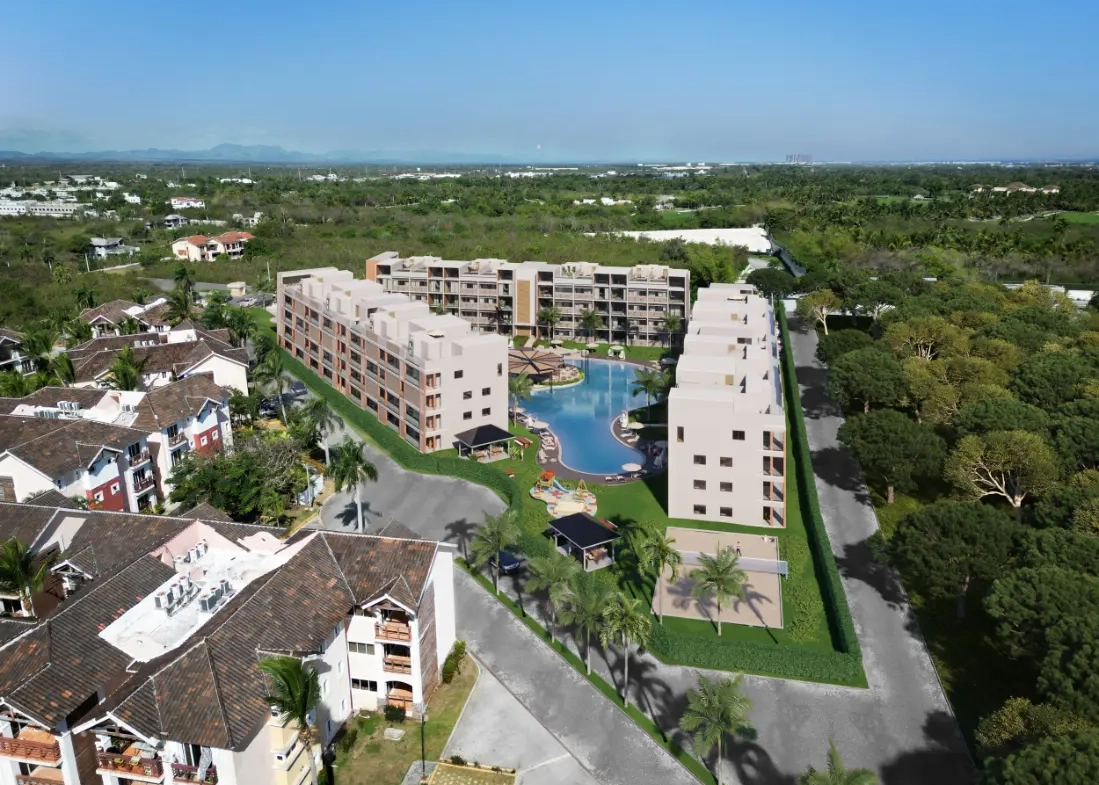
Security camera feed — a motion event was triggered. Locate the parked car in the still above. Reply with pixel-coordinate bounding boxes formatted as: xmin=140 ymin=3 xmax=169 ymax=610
xmin=489 ymin=551 xmax=524 ymax=574
xmin=289 ymin=381 xmax=308 ymax=397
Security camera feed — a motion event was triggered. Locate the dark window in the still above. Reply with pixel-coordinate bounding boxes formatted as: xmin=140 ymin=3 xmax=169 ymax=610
xmin=482 ymin=407 xmax=491 ymax=416
xmin=693 ymin=479 xmax=706 ymax=490
xmin=348 ymin=642 xmax=374 ymax=655
xmin=463 ymin=391 xmax=472 ymax=400
xmin=454 ymin=370 xmax=464 ymax=379
xmin=693 ymin=504 xmax=707 ymax=515
xmin=463 ymin=411 xmax=473 ymax=420
xmin=323 ymin=367 xmax=333 ymax=379
xmin=720 ymin=457 xmax=732 ymax=467
xmin=366 ymin=398 xmax=378 ymax=412
xmin=763 ymin=506 xmax=773 ymax=523
xmin=720 ymin=507 xmax=733 ymax=518
xmin=351 ymin=678 xmax=378 ymax=691
xmin=732 ymin=430 xmax=745 ymax=441
xmin=676 ymin=426 xmax=684 ymax=442
xmin=693 ymin=455 xmax=706 ymax=465
xmin=720 ymin=481 xmax=733 ymax=492
xmin=482 ymin=387 xmax=491 ymax=396
xmin=497 ymin=363 xmax=503 ymax=377
xmin=737 ymin=337 xmax=752 ymax=345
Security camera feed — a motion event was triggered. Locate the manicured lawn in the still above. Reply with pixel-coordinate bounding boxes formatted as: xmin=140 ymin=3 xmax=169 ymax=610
xmin=530 ymin=338 xmax=670 ymax=363
xmin=1059 ymin=211 xmax=1099 ymax=224
xmin=331 ymin=663 xmax=478 ymax=785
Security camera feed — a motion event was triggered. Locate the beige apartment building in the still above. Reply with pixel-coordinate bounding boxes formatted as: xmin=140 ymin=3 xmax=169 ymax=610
xmin=365 ymin=252 xmax=690 ymax=347
xmin=278 ymin=268 xmax=509 ymax=452
xmin=667 ymin=283 xmax=787 ymax=528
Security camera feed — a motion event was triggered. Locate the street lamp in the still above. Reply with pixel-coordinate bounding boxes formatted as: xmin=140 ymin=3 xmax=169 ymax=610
xmin=414 ymin=701 xmax=429 ymax=777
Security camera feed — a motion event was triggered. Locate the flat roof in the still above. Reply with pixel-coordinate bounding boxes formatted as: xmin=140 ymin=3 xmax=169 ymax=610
xmin=453 ymin=424 xmax=513 ymax=448
xmin=548 ymin=513 xmax=620 ymax=550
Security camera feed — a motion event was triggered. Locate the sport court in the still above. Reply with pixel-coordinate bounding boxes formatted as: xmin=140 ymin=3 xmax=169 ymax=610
xmin=653 ymin=527 xmax=785 ymax=629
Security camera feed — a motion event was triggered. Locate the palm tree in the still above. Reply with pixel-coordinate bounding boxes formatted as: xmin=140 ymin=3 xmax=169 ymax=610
xmin=0 ymin=371 xmax=31 ymax=397
xmin=164 ymin=287 xmax=195 ymax=326
xmin=302 ymin=397 xmax=339 ymax=465
xmin=118 ymin=315 xmax=143 ymax=335
xmin=131 ymin=288 xmax=151 ymax=305
xmin=578 ymin=308 xmax=604 ymax=343
xmin=73 ymin=285 xmax=97 ymax=311
xmin=689 ymin=547 xmax=748 ymax=637
xmin=259 ymin=655 xmax=321 ymax=785
xmin=600 ymin=594 xmax=652 ymax=708
xmin=525 ymin=553 xmax=579 ymax=642
xmin=508 ymin=373 xmax=533 ymax=423
xmin=254 ymin=352 xmax=288 ymax=421
xmin=173 ymin=263 xmax=196 ymax=296
xmin=537 ymin=306 xmax=562 ymax=341
xmin=329 ymin=437 xmax=378 ymax=532
xmin=469 ymin=509 xmax=522 ymax=595
xmin=21 ymin=328 xmax=58 ymax=374
xmin=0 ymin=538 xmax=56 ymax=617
xmin=226 ymin=308 xmax=256 ymax=352
xmin=631 ymin=368 xmax=669 ymax=419
xmin=639 ymin=532 xmax=683 ymax=624
xmin=660 ymin=313 xmax=682 ymax=348
xmin=679 ymin=674 xmax=754 ymax=785
xmin=557 ymin=570 xmax=616 ymax=674
xmin=105 ymin=346 xmax=148 ymax=391
xmin=799 ymin=739 xmax=878 ymax=785
xmin=50 ymin=353 xmax=76 ymax=387
xmin=62 ymin=318 xmax=92 ymax=347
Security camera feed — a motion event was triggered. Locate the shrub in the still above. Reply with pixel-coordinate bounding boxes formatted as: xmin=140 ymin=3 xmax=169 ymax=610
xmin=336 ymin=725 xmax=358 ymax=753
xmin=383 ymin=705 xmax=406 ymax=723
xmin=449 ymin=755 xmax=466 ymax=766
xmin=442 ymin=639 xmax=468 ymax=683
xmin=442 ymin=659 xmax=457 ymax=684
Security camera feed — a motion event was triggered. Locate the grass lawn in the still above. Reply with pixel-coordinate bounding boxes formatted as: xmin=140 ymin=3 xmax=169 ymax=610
xmin=331 ymin=663 xmax=479 ymax=785
xmin=530 ymin=337 xmax=671 ymax=363
xmin=1059 ymin=211 xmax=1099 ymax=224
xmin=430 ymin=763 xmax=515 ymax=784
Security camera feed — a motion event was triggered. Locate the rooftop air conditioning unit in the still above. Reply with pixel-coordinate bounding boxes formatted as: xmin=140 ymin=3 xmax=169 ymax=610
xmin=219 ymin=579 xmax=233 ymax=597
xmin=61 ymin=574 xmax=82 ymax=597
xmin=122 ymin=403 xmax=135 ymax=413
xmin=198 ymin=594 xmax=216 ymax=613
xmin=173 ymin=555 xmax=189 ymax=573
xmin=154 ymin=591 xmax=167 ymax=610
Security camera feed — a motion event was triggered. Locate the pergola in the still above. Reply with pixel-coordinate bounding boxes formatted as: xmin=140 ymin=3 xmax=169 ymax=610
xmin=454 ymin=423 xmax=514 ymax=461
xmin=546 ymin=512 xmax=620 ymax=571
xmin=508 ymin=348 xmax=564 ymax=379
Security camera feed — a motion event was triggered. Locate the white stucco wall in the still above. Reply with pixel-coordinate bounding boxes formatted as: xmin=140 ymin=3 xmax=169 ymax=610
xmin=187 ymin=356 xmax=248 ymax=393
xmin=431 ymin=548 xmax=457 ymax=669
xmin=0 ymin=454 xmax=56 ymax=501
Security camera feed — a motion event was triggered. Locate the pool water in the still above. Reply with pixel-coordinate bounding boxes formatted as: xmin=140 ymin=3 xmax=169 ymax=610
xmin=522 ymin=358 xmax=646 ymax=475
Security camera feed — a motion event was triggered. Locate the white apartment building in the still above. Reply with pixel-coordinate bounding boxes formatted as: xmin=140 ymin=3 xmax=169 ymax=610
xmin=667 ymin=283 xmax=787 ymax=528
xmin=279 ymin=268 xmax=509 ymax=452
xmin=169 ymin=196 xmax=206 ymax=209
xmin=0 ymin=200 xmax=88 ymax=218
xmin=0 ymin=501 xmax=456 ymax=785
xmin=366 ymin=252 xmax=690 ymax=347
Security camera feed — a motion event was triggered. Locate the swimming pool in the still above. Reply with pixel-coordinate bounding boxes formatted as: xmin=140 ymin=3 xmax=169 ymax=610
xmin=522 ymin=358 xmax=646 ymax=475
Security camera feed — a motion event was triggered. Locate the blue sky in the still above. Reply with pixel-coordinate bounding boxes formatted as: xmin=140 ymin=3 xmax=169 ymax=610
xmin=1 ymin=0 xmax=1096 ymax=161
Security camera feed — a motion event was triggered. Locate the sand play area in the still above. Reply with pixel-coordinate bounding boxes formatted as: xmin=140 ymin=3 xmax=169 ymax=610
xmin=651 ymin=527 xmax=784 ymax=630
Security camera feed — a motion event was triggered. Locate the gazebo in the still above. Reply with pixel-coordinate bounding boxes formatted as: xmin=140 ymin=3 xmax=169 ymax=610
xmin=546 ymin=512 xmax=620 ymax=571
xmin=454 ymin=424 xmax=514 ymax=462
xmin=508 ymin=348 xmax=564 ymax=380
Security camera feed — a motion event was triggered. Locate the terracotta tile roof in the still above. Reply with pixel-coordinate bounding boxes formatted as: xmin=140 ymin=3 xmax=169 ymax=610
xmin=130 ymin=374 xmax=232 ymax=431
xmin=322 ymin=530 xmax=437 ymax=605
xmin=0 ymin=416 xmax=147 ymax=479
xmin=214 ymin=231 xmax=253 ymax=244
xmin=78 ymin=300 xmax=142 ymax=325
xmin=173 ymin=235 xmax=208 ymax=246
xmin=69 ymin=333 xmax=246 ymax=385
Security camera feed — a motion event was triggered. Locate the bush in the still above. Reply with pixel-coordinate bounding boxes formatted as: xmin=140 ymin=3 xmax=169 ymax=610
xmin=815 ymin=329 xmax=876 ymax=365
xmin=442 ymin=659 xmax=457 ymax=684
xmin=336 ymin=725 xmax=358 ymax=753
xmin=449 ymin=755 xmax=466 ymax=766
xmin=442 ymin=639 xmax=468 ymax=684
xmin=383 ymin=705 xmax=406 ymax=723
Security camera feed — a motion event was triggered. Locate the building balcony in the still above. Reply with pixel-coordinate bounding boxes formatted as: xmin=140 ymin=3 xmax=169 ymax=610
xmin=0 ymin=730 xmax=62 ymax=765
xmin=383 ymin=655 xmax=413 ymax=675
xmin=167 ymin=431 xmax=187 ymax=448
xmin=133 ymin=475 xmax=156 ymax=493
xmin=376 ymin=620 xmax=412 ymax=642
xmin=16 ymin=769 xmax=64 ymax=785
xmin=171 ymin=763 xmax=218 ymax=784
xmin=97 ymin=751 xmax=165 ymax=782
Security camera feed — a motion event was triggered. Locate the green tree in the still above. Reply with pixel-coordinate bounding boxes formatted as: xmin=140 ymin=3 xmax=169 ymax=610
xmin=226 ymin=307 xmax=256 ymax=351
xmin=1011 ymin=352 xmax=1097 ymax=409
xmin=254 ymin=351 xmax=288 ymax=421
xmin=525 ymin=553 xmax=579 ymax=643
xmin=73 ymin=285 xmax=97 ymax=310
xmin=985 ymin=567 xmax=1099 ymax=663
xmin=796 ymin=289 xmax=841 ymax=335
xmin=983 ymin=729 xmax=1099 ymax=785
xmin=302 ymin=397 xmax=339 ymax=466
xmin=638 ymin=531 xmax=683 ymax=624
xmin=679 ymin=674 xmax=754 ymax=785
xmin=469 ymin=509 xmax=522 ymax=595
xmin=815 ymin=329 xmax=875 ymax=365
xmin=850 ymin=279 xmax=904 ymax=322
xmin=50 ymin=352 xmax=75 ymax=387
xmin=558 ymin=570 xmax=616 ymax=674
xmin=837 ymin=409 xmax=944 ymax=503
xmin=745 ymin=268 xmax=796 ymax=299
xmin=1038 ymin=615 xmax=1099 ymax=724
xmin=631 ymin=367 xmax=669 ymax=418
xmin=328 ymin=437 xmax=378 ymax=532
xmin=508 ymin=373 xmax=533 ymax=423
xmin=0 ymin=537 xmax=56 ymax=618
xmin=118 ymin=315 xmax=143 ymax=335
xmin=659 ymin=312 xmax=682 ymax=347
xmin=62 ymin=318 xmax=92 ymax=347
xmin=578 ymin=308 xmax=604 ymax=343
xmin=827 ymin=348 xmax=907 ymax=414
xmin=976 ymin=697 xmax=1091 ymax=759
xmin=689 ymin=546 xmax=748 ymax=636
xmin=164 ymin=286 xmax=195 ymax=326
xmin=884 ymin=316 xmax=969 ymax=361
xmin=945 ymin=431 xmax=1060 ymax=521
xmin=798 ymin=739 xmax=878 ymax=785
xmin=892 ymin=501 xmax=1017 ymax=618
xmin=600 ymin=594 xmax=652 ymax=708
xmin=228 ymin=390 xmax=261 ymax=427
xmin=21 ymin=328 xmax=58 ymax=374
xmin=104 ymin=346 xmax=148 ymax=391
xmin=0 ymin=371 xmax=32 ymax=397
xmin=259 ymin=655 xmax=321 ymax=785
xmin=537 ymin=305 xmax=562 ymax=340
xmin=954 ymin=399 xmax=1051 ymax=439
xmin=173 ymin=263 xmax=196 ymax=296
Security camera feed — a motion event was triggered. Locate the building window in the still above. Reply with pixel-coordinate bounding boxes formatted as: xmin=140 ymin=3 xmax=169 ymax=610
xmin=94 ymin=491 xmax=104 ymax=502
xmin=497 ymin=363 xmax=503 ymax=377
xmin=482 ymin=407 xmax=491 ymax=416
xmin=340 ymin=698 xmax=347 ymax=714
xmin=720 ymin=507 xmax=733 ymax=518
xmin=351 ymin=679 xmax=378 ymax=692
xmin=128 ymin=443 xmax=143 ymax=460
xmin=463 ymin=391 xmax=472 ymax=400
xmin=463 ymin=411 xmax=473 ymax=420
xmin=693 ymin=480 xmax=706 ymax=490
xmin=482 ymin=387 xmax=491 ymax=396
xmin=454 ymin=370 xmax=464 ymax=379
xmin=720 ymin=481 xmax=733 ymax=492
xmin=321 ymin=679 xmax=328 ymax=696
xmin=111 ymin=483 xmax=120 ymax=494
xmin=200 ymin=435 xmax=208 ymax=446
xmin=676 ymin=426 xmax=684 ymax=442
xmin=211 ymin=430 xmax=219 ymax=440
xmin=763 ymin=506 xmax=773 ymax=523
xmin=719 ymin=457 xmax=733 ymax=468
xmin=693 ymin=455 xmax=706 ymax=465
xmin=349 ymin=642 xmax=375 ymax=655
xmin=732 ymin=430 xmax=745 ymax=441
xmin=737 ymin=337 xmax=752 ymax=345
xmin=693 ymin=504 xmax=706 ymax=515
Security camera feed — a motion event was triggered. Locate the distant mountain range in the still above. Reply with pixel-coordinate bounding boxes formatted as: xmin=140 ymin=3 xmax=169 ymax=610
xmin=0 ymin=143 xmax=543 ymax=165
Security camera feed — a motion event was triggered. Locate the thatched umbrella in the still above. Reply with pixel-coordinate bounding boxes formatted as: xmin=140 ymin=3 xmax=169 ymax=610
xmin=508 ymin=348 xmax=564 ymax=378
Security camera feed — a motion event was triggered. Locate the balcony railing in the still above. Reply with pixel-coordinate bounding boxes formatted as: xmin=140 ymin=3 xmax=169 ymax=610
xmin=171 ymin=763 xmax=218 ymax=784
xmin=383 ymin=656 xmax=413 ymax=675
xmin=129 ymin=449 xmax=151 ymax=466
xmin=0 ymin=733 xmax=61 ymax=764
xmin=97 ymin=751 xmax=164 ymax=779
xmin=16 ymin=772 xmax=64 ymax=785
xmin=376 ymin=621 xmax=412 ymax=642
xmin=133 ymin=475 xmax=156 ymax=493
xmin=167 ymin=431 xmax=187 ymax=447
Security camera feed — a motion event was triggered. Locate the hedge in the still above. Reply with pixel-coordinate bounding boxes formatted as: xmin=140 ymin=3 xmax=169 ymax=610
xmin=279 ymin=352 xmax=525 ymax=516
xmin=776 ymin=302 xmax=862 ymax=662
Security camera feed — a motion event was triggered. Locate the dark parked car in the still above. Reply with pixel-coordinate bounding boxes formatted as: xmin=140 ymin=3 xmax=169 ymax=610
xmin=490 ymin=551 xmax=524 ymax=574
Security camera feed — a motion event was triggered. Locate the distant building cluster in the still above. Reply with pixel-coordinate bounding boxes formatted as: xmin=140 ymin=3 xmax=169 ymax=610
xmin=168 ymin=196 xmax=206 ymax=209
xmin=970 ymin=182 xmax=1060 ymax=194
xmin=785 ymin=154 xmax=813 ymax=165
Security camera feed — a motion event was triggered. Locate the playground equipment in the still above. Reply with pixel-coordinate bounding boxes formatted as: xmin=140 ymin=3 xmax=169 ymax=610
xmin=530 ymin=473 xmax=598 ymax=517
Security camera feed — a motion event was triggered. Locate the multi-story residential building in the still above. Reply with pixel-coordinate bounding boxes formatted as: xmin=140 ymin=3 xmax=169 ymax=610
xmin=0 ymin=200 xmax=88 ymax=218
xmin=169 ymin=196 xmax=206 ymax=209
xmin=171 ymin=231 xmax=254 ymax=262
xmin=278 ymin=267 xmax=508 ymax=452
xmin=0 ymin=374 xmax=234 ymax=510
xmin=78 ymin=299 xmax=173 ymax=338
xmin=0 ymin=499 xmax=456 ymax=785
xmin=89 ymin=237 xmax=138 ymax=260
xmin=163 ymin=214 xmax=189 ymax=230
xmin=365 ymin=252 xmax=690 ymax=347
xmin=0 ymin=329 xmax=32 ymax=376
xmin=666 ymin=283 xmax=787 ymax=528
xmin=67 ymin=328 xmax=249 ymax=393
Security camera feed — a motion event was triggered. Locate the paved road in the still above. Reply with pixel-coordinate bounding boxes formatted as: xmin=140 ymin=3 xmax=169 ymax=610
xmin=444 ymin=662 xmax=600 ymax=785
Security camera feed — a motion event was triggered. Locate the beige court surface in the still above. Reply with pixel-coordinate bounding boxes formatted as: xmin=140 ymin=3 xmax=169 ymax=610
xmin=651 ymin=528 xmax=784 ymax=629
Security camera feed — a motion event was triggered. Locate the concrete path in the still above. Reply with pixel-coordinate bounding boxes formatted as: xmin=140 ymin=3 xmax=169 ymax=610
xmin=455 ymin=570 xmax=698 ymax=785
xmin=444 ymin=663 xmax=600 ymax=785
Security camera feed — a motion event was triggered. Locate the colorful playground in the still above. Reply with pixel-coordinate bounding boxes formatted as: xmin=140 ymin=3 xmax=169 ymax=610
xmin=530 ymin=472 xmax=598 ymax=517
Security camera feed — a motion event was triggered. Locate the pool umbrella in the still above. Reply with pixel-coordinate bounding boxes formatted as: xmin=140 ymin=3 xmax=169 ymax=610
xmin=627 ymin=422 xmax=646 ymax=430
xmin=586 ymin=342 xmax=599 ymax=349
xmin=508 ymin=348 xmax=564 ymax=377
xmin=531 ymin=421 xmax=550 ymax=431
xmin=621 ymin=462 xmax=643 ymax=473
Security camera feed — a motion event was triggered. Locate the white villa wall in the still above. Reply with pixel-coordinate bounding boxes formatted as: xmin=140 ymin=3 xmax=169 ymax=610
xmin=346 ymin=613 xmax=384 ymax=713
xmin=431 ymin=548 xmax=457 ymax=667
xmin=0 ymin=454 xmax=56 ymax=501
xmin=314 ymin=623 xmax=353 ymax=747
xmin=188 ymin=355 xmax=248 ymax=393
xmin=212 ymin=731 xmax=267 ymax=785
